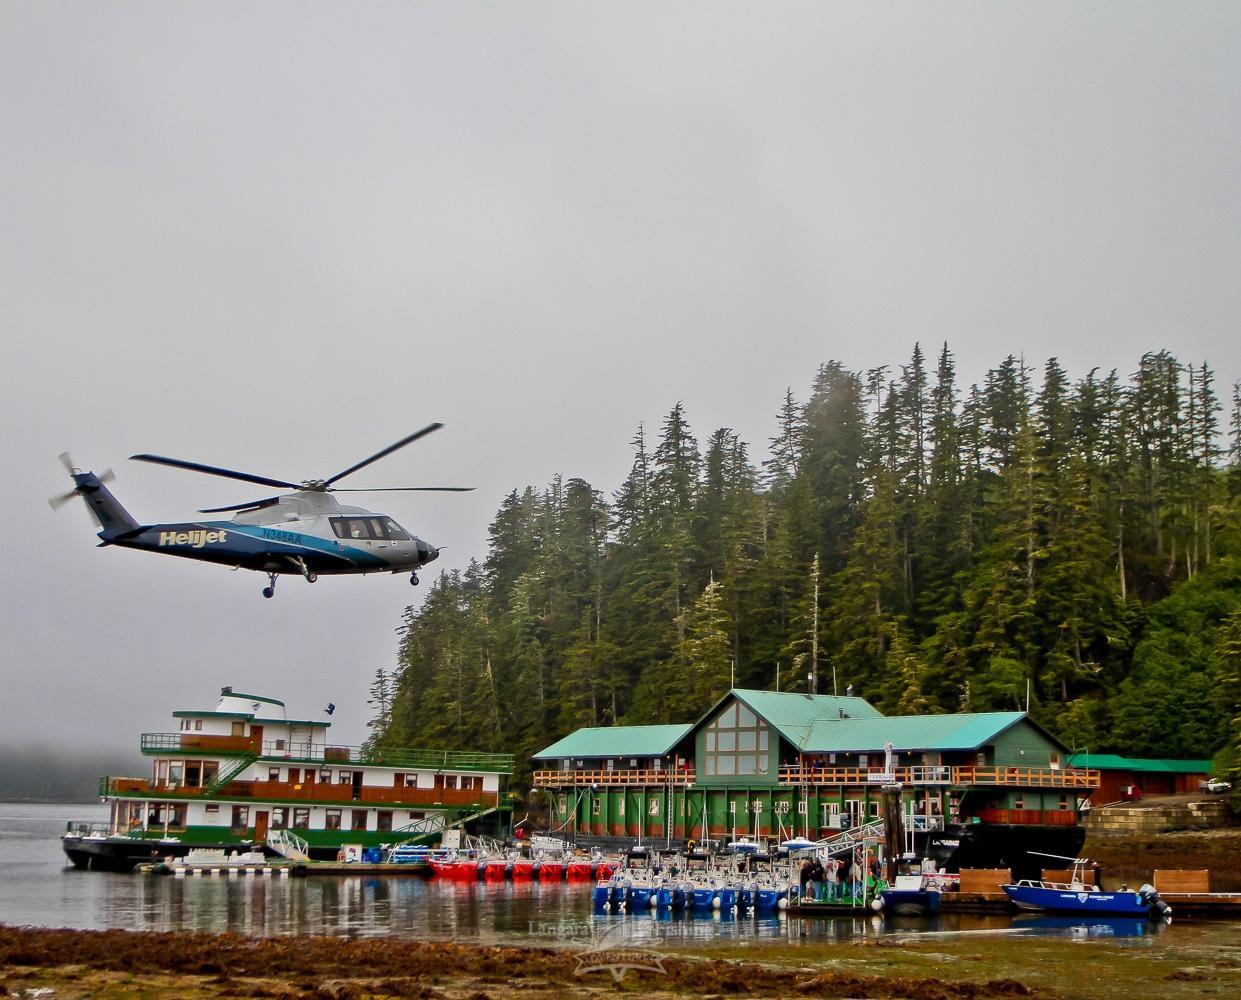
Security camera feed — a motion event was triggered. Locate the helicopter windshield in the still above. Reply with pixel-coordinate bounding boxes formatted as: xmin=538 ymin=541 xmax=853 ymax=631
xmin=330 ymin=516 xmax=411 ymax=542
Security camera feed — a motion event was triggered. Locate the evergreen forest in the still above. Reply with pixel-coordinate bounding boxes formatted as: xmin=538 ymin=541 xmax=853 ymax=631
xmin=373 ymin=348 xmax=1241 ymax=788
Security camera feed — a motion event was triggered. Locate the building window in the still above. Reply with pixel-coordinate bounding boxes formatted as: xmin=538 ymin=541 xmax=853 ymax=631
xmin=648 ymin=799 xmax=659 ymax=816
xmin=617 ymin=797 xmax=625 ymax=816
xmin=351 ymin=810 xmax=368 ymax=831
xmin=324 ymin=810 xmax=342 ymax=831
xmin=557 ymin=795 xmax=567 ymax=814
xmin=232 ymin=722 xmax=245 ymax=737
xmin=408 ymin=811 xmax=424 ymax=821
xmin=444 ymin=775 xmax=458 ymax=790
xmin=591 ymin=798 xmax=600 ymax=816
xmin=168 ymin=805 xmax=187 ymax=828
xmin=377 ymin=811 xmax=392 ymax=832
xmin=338 ymin=771 xmax=351 ymax=784
xmin=194 ymin=719 xmax=203 ymax=731
xmin=271 ymin=808 xmax=287 ymax=830
xmin=703 ymin=701 xmax=769 ymax=777
xmin=293 ymin=808 xmax=310 ymax=829
xmin=268 ymin=767 xmax=281 ymax=782
xmin=230 ymin=806 xmax=249 ymax=832
xmin=205 ymin=804 xmax=219 ymax=816
xmin=1049 ymin=752 xmax=1061 ymax=769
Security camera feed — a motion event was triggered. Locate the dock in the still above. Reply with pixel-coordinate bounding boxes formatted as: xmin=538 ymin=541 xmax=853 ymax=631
xmin=289 ymin=862 xmax=431 ymax=877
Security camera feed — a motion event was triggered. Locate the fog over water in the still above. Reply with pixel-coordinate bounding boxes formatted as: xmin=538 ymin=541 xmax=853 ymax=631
xmin=2 ymin=4 xmax=1239 ymax=752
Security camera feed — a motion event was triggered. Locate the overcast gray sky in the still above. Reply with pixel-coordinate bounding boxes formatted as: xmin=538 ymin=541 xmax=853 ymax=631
xmin=3 ymin=2 xmax=1239 ymax=761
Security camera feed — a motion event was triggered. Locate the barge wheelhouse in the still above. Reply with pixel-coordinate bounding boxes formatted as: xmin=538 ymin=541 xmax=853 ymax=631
xmin=532 ymin=689 xmax=1098 ymax=880
xmin=65 ymin=687 xmax=513 ymax=871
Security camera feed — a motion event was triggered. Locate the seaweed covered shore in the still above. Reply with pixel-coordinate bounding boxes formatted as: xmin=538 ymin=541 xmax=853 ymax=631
xmin=0 ymin=925 xmax=1042 ymax=999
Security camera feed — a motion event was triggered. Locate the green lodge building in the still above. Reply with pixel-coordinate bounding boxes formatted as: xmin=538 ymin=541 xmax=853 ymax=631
xmin=533 ymin=689 xmax=1098 ymax=876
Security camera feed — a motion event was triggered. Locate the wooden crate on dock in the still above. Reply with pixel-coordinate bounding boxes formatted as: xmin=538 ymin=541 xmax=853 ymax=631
xmin=1154 ymin=870 xmax=1210 ymax=893
xmin=958 ymin=868 xmax=1011 ymax=894
xmin=1041 ymin=868 xmax=1096 ymax=886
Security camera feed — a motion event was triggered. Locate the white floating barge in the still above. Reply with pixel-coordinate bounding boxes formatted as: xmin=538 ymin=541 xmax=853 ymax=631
xmin=141 ymin=848 xmax=293 ymax=876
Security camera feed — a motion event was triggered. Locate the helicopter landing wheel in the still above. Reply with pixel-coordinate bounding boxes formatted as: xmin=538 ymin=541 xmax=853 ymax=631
xmin=306 ymin=572 xmax=318 ymax=584
xmin=409 ymin=572 xmax=419 ymax=586
xmin=262 ymin=587 xmax=275 ymax=599
xmin=263 ymin=572 xmax=278 ymax=599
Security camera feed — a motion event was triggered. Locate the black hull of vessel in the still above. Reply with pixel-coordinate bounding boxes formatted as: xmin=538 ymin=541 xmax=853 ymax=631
xmin=62 ymin=835 xmax=269 ymax=873
xmin=923 ymin=823 xmax=1087 ymax=881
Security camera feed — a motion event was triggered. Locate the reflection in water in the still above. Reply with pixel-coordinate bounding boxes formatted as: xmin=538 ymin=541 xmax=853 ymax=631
xmin=1010 ymin=914 xmax=1171 ymax=939
xmin=62 ymin=875 xmax=1180 ymax=946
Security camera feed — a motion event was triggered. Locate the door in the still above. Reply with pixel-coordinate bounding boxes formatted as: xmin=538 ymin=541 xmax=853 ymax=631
xmin=254 ymin=810 xmax=269 ymax=842
xmin=352 ymin=771 xmax=363 ymax=800
xmin=250 ymin=725 xmax=264 ymax=753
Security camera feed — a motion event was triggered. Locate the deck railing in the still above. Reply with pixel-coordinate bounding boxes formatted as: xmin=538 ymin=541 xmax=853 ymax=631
xmin=531 ymin=768 xmax=696 ymax=787
xmin=778 ymin=764 xmax=1098 ymax=789
xmin=974 ymin=808 xmax=1079 ymax=825
xmin=532 ymin=764 xmax=1098 ymax=790
xmin=101 ymin=775 xmax=498 ymax=809
xmin=140 ymin=733 xmax=513 ymax=773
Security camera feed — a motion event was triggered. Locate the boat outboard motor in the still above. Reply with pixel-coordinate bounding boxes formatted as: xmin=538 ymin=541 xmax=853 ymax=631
xmin=1137 ymin=883 xmax=1173 ymax=920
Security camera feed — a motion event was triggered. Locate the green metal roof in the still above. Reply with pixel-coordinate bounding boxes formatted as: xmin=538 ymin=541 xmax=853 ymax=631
xmin=722 ymin=689 xmax=883 ymax=746
xmin=799 ymin=712 xmax=1026 ymax=753
xmin=1065 ymin=754 xmax=1212 ymax=774
xmin=533 ymin=724 xmax=693 ymax=760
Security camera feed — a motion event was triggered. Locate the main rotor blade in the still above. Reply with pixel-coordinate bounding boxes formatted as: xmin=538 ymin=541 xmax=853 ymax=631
xmin=321 ymin=423 xmax=444 ymax=487
xmin=330 ymin=486 xmax=475 ymax=493
xmin=198 ymin=496 xmax=283 ymax=514
xmin=130 ymin=454 xmax=298 ymax=490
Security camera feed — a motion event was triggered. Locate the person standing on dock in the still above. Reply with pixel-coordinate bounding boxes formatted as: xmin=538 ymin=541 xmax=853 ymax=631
xmin=848 ymin=857 xmax=863 ymax=900
xmin=825 ymin=857 xmax=840 ymax=900
xmin=806 ymin=858 xmax=825 ymax=901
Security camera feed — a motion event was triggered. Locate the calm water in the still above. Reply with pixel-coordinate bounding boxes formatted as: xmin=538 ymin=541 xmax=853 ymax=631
xmin=0 ymin=802 xmax=1233 ymax=958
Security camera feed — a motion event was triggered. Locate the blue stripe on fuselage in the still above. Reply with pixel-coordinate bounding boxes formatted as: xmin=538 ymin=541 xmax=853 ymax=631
xmin=113 ymin=521 xmax=391 ymax=572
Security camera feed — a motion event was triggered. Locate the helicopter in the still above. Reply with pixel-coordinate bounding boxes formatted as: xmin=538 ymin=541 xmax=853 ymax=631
xmin=50 ymin=423 xmax=472 ymax=598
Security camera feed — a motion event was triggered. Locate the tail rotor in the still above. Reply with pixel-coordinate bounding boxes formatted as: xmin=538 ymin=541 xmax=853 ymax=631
xmin=49 ymin=452 xmax=115 ymax=510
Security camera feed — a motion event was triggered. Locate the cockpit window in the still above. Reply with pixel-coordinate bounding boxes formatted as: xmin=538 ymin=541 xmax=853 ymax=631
xmin=330 ymin=516 xmax=410 ymax=542
xmin=330 ymin=517 xmax=374 ymax=540
xmin=382 ymin=517 xmax=410 ymax=541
